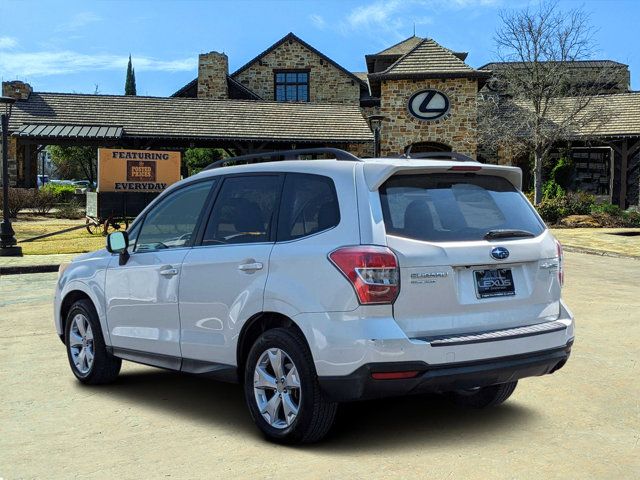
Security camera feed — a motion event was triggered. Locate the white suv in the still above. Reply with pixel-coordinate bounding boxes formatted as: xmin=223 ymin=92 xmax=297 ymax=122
xmin=54 ymin=149 xmax=574 ymax=443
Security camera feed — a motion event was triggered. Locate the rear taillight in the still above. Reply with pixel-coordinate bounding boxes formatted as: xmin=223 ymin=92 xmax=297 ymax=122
xmin=556 ymin=240 xmax=564 ymax=287
xmin=328 ymin=246 xmax=400 ymax=304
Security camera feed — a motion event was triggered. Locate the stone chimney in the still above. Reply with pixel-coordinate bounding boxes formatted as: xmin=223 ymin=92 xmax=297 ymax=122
xmin=2 ymin=80 xmax=32 ymax=100
xmin=197 ymin=52 xmax=228 ymax=100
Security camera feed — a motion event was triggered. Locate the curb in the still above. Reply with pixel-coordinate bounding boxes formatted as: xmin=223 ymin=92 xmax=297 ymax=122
xmin=0 ymin=264 xmax=61 ymax=275
xmin=562 ymin=245 xmax=640 ymax=260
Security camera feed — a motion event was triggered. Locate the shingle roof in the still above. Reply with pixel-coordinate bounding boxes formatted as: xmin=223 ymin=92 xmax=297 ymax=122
xmin=372 ymin=36 xmax=424 ymax=56
xmin=370 ymin=39 xmax=490 ymax=80
xmin=512 ymin=92 xmax=640 ymax=138
xmin=480 ymin=60 xmax=628 ymax=71
xmin=8 ymin=92 xmax=373 ymax=143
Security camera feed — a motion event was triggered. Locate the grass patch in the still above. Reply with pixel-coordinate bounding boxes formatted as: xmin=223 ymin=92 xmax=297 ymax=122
xmin=13 ymin=216 xmax=105 ymax=255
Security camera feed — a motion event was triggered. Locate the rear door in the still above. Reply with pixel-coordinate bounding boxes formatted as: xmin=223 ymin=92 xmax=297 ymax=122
xmin=178 ymin=174 xmax=283 ymax=366
xmin=378 ymin=172 xmax=561 ymax=338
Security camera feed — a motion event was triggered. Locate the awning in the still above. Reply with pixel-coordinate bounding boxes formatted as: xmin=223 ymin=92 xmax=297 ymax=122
xmin=14 ymin=124 xmax=124 ymax=139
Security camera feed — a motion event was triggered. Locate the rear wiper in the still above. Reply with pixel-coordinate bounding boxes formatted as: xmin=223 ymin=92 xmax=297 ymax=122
xmin=483 ymin=229 xmax=535 ymax=240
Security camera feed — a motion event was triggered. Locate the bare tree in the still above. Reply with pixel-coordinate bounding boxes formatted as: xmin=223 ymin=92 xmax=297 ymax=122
xmin=479 ymin=0 xmax=617 ymax=204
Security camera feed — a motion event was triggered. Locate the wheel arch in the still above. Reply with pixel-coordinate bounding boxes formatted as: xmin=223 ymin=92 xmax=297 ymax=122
xmin=59 ymin=290 xmax=94 ymax=343
xmin=236 ymin=311 xmax=308 ymax=379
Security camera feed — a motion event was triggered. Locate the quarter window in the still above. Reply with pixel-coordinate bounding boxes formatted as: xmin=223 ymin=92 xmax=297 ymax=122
xmin=202 ymin=176 xmax=281 ymax=245
xmin=277 ymin=173 xmax=340 ymax=241
xmin=275 ymin=71 xmax=309 ymax=102
xmin=135 ymin=181 xmax=213 ymax=252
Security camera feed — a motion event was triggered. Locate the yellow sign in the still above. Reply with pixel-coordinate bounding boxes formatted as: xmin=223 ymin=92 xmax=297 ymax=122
xmin=98 ymin=148 xmax=181 ymax=192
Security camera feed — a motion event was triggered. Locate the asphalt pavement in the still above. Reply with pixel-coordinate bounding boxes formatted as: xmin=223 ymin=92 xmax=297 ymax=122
xmin=0 ymin=252 xmax=638 ymax=479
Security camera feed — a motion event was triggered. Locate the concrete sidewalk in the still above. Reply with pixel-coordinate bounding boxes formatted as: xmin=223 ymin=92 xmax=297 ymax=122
xmin=0 ymin=253 xmax=76 ymax=275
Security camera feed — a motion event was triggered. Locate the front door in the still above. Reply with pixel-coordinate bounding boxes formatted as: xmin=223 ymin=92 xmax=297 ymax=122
xmin=105 ymin=180 xmax=214 ymax=359
xmin=179 ymin=175 xmax=282 ymax=366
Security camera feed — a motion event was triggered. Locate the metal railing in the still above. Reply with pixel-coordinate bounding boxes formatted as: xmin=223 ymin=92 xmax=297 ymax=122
xmin=204 ymin=148 xmax=361 ymax=170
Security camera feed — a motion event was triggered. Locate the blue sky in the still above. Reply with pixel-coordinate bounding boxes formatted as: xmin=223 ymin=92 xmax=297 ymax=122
xmin=0 ymin=0 xmax=638 ymax=96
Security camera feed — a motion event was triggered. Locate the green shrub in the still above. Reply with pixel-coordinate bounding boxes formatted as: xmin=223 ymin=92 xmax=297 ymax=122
xmin=42 ymin=184 xmax=76 ymax=203
xmin=551 ymin=156 xmax=574 ymax=190
xmin=591 ymin=202 xmax=623 ymax=216
xmin=535 ymin=191 xmax=596 ymax=224
xmin=542 ymin=180 xmax=564 ymax=199
xmin=53 ymin=199 xmax=84 ymax=219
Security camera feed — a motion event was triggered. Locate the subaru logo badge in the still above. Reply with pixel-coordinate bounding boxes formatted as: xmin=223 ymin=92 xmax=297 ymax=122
xmin=491 ymin=247 xmax=509 ymax=260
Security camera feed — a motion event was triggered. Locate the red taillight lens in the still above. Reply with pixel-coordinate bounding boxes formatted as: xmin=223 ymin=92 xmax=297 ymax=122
xmin=556 ymin=240 xmax=564 ymax=287
xmin=329 ymin=246 xmax=400 ymax=304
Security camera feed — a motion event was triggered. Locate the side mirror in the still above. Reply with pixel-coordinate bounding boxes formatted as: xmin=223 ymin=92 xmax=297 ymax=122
xmin=106 ymin=231 xmax=130 ymax=265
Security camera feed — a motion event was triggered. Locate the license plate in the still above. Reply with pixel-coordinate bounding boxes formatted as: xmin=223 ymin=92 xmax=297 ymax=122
xmin=474 ymin=268 xmax=515 ymax=298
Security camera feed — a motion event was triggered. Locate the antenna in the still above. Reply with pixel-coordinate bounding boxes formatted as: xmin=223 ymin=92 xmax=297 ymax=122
xmin=413 ymin=22 xmax=416 ymax=36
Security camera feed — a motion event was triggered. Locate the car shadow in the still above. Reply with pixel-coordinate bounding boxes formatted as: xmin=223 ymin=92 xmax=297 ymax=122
xmin=92 ymin=369 xmax=539 ymax=451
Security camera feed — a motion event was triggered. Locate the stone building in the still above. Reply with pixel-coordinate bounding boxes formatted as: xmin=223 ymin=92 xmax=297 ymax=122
xmin=2 ymin=32 xmax=639 ymax=206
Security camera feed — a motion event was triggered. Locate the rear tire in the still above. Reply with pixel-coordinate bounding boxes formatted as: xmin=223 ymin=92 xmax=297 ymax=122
xmin=243 ymin=327 xmax=338 ymax=444
xmin=65 ymin=299 xmax=121 ymax=385
xmin=449 ymin=381 xmax=518 ymax=408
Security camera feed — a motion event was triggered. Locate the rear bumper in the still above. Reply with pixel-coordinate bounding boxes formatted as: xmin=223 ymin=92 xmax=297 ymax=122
xmin=318 ymin=341 xmax=572 ymax=402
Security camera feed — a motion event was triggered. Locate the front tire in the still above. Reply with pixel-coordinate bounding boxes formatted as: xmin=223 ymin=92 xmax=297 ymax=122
xmin=449 ymin=381 xmax=518 ymax=408
xmin=243 ymin=328 xmax=337 ymax=444
xmin=65 ymin=299 xmax=121 ymax=385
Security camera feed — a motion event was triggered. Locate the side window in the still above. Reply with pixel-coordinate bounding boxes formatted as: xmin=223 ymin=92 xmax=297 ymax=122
xmin=135 ymin=181 xmax=213 ymax=252
xmin=202 ymin=176 xmax=281 ymax=245
xmin=277 ymin=173 xmax=340 ymax=241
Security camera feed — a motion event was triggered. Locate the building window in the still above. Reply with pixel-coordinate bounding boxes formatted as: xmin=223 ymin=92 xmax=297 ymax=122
xmin=274 ymin=71 xmax=309 ymax=102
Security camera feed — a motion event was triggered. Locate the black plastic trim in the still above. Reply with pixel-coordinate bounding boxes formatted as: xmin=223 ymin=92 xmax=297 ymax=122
xmin=318 ymin=342 xmax=573 ymax=402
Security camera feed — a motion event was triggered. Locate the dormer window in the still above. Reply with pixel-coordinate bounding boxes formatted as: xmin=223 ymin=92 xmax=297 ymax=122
xmin=274 ymin=70 xmax=309 ymax=102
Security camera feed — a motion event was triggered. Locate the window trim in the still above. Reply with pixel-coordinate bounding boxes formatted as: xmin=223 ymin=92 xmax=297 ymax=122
xmin=276 ymin=173 xmax=340 ymax=243
xmin=194 ymin=172 xmax=285 ymax=248
xmin=273 ymin=69 xmax=310 ymax=102
xmin=130 ymin=178 xmax=218 ymax=254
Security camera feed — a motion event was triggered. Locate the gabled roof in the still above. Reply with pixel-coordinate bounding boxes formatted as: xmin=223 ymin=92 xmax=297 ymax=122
xmin=370 ymin=38 xmax=489 ymax=80
xmin=230 ymin=32 xmax=367 ymax=87
xmin=8 ymin=92 xmax=373 ymax=143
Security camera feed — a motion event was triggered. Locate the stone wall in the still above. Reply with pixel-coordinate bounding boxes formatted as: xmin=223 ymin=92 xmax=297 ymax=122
xmin=378 ymin=78 xmax=478 ymax=158
xmin=197 ymin=52 xmax=228 ymax=100
xmin=2 ymin=80 xmax=32 ymax=100
xmin=233 ymin=39 xmax=360 ymax=104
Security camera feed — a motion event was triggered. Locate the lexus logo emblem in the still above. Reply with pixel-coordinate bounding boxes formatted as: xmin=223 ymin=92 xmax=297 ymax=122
xmin=491 ymin=247 xmax=510 ymax=260
xmin=407 ymin=89 xmax=450 ymax=121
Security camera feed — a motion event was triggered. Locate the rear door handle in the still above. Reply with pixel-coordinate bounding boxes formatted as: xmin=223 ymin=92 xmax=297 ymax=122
xmin=238 ymin=262 xmax=263 ymax=272
xmin=159 ymin=267 xmax=179 ymax=277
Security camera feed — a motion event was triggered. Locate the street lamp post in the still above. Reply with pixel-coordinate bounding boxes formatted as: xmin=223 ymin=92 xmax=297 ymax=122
xmin=0 ymin=95 xmax=22 ymax=257
xmin=368 ymin=115 xmax=385 ymax=158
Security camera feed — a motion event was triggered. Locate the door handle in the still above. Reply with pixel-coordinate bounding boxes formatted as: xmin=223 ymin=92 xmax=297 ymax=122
xmin=238 ymin=262 xmax=263 ymax=272
xmin=159 ymin=267 xmax=179 ymax=277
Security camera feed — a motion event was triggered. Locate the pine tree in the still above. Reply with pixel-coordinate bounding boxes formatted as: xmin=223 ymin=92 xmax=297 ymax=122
xmin=125 ymin=55 xmax=137 ymax=96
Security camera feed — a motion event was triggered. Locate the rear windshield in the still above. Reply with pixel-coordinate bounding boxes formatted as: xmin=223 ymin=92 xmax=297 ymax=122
xmin=379 ymin=173 xmax=545 ymax=242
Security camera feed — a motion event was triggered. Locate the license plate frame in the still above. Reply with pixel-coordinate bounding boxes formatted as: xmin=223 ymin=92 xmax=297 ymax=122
xmin=473 ymin=268 xmax=515 ymax=299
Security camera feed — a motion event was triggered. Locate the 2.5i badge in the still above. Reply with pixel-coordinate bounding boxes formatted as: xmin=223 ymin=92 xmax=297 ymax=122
xmin=474 ymin=268 xmax=515 ymax=298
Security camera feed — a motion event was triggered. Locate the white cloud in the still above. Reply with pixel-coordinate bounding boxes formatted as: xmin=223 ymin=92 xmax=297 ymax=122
xmin=309 ymin=13 xmax=326 ymax=29
xmin=346 ymin=0 xmax=405 ymax=30
xmin=0 ymin=50 xmax=196 ymax=77
xmin=0 ymin=36 xmax=18 ymax=49
xmin=55 ymin=12 xmax=101 ymax=32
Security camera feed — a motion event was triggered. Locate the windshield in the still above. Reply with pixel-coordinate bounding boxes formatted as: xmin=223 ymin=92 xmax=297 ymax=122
xmin=379 ymin=173 xmax=545 ymax=242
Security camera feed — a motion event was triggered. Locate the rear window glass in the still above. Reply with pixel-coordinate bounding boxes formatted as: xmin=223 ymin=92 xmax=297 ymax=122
xmin=379 ymin=173 xmax=544 ymax=242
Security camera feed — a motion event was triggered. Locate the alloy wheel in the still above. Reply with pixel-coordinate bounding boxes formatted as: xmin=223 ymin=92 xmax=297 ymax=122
xmin=253 ymin=348 xmax=302 ymax=429
xmin=69 ymin=313 xmax=94 ymax=375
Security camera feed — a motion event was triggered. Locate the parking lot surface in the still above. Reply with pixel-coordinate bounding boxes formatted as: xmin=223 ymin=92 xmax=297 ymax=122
xmin=1 ymin=252 xmax=638 ymax=479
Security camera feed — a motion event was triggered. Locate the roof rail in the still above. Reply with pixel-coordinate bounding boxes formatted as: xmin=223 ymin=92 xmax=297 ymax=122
xmin=401 ymin=151 xmax=477 ymax=162
xmin=204 ymin=147 xmax=361 ymax=170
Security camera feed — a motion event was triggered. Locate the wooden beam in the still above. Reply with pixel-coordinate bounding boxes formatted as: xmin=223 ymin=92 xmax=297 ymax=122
xmin=620 ymin=139 xmax=628 ymax=209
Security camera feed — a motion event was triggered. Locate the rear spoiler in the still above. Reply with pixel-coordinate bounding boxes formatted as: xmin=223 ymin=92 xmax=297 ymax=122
xmin=363 ymin=163 xmax=523 ymax=191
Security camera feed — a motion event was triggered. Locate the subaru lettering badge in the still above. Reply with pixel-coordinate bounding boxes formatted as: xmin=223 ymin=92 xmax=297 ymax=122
xmin=491 ymin=247 xmax=510 ymax=260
